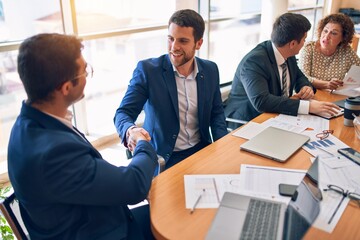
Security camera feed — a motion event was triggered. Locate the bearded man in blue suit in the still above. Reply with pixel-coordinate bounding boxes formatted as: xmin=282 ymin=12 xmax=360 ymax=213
xmin=114 ymin=9 xmax=228 ymax=171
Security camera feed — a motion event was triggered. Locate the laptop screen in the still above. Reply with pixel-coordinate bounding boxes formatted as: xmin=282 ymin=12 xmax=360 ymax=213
xmin=206 ymin=157 xmax=322 ymax=240
xmin=282 ymin=157 xmax=322 ymax=240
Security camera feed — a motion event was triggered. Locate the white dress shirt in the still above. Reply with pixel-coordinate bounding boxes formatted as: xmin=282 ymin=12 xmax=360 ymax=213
xmin=173 ymin=60 xmax=201 ymax=151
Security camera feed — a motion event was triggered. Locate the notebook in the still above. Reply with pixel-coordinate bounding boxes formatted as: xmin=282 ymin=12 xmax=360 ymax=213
xmin=240 ymin=126 xmax=310 ymax=162
xmin=206 ymin=157 xmax=322 ymax=240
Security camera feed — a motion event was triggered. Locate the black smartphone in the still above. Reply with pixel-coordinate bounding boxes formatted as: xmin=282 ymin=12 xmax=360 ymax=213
xmin=338 ymin=147 xmax=360 ymax=166
xmin=278 ymin=183 xmax=297 ymax=197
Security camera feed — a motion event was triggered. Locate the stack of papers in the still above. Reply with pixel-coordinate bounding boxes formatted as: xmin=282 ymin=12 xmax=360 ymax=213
xmin=184 ymin=114 xmax=359 ymax=233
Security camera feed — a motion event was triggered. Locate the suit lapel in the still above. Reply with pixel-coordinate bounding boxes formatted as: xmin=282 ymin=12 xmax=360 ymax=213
xmin=266 ymin=41 xmax=285 ymax=94
xmin=162 ymin=56 xmax=179 ymax=120
xmin=196 ymin=61 xmax=205 ymax=125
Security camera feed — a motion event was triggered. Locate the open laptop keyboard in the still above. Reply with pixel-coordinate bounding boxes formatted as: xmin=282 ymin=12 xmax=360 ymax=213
xmin=240 ymin=199 xmax=281 ymax=240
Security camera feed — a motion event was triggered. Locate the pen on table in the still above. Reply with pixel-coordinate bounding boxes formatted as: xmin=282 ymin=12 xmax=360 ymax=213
xmin=190 ymin=189 xmax=205 ymax=214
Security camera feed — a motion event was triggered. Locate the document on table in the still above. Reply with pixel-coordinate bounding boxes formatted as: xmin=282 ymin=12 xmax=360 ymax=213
xmin=184 ymin=166 xmax=306 ymax=209
xmin=238 ymin=165 xmax=306 ymax=203
xmin=332 ymin=65 xmax=360 ymax=97
xmin=232 ymin=117 xmax=307 ymax=140
xmin=301 ymin=133 xmax=349 ymax=157
xmin=313 ymin=156 xmax=360 ymax=233
xmin=275 ymin=114 xmax=329 ymax=133
xmin=184 ymin=174 xmax=243 ymax=209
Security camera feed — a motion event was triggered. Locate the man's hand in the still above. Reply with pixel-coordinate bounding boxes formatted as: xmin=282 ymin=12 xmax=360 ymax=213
xmin=127 ymin=127 xmax=151 ymax=152
xmin=293 ymin=86 xmax=314 ymax=100
xmin=309 ymin=99 xmax=341 ymax=118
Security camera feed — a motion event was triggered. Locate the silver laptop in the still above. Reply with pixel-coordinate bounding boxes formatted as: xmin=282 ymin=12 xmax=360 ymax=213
xmin=240 ymin=126 xmax=310 ymax=162
xmin=206 ymin=157 xmax=322 ymax=240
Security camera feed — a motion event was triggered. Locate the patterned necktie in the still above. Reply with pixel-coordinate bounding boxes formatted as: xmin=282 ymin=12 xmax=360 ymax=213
xmin=280 ymin=61 xmax=288 ymax=97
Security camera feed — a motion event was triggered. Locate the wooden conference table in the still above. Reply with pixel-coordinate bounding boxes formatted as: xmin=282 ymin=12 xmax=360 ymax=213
xmin=148 ymin=90 xmax=360 ymax=240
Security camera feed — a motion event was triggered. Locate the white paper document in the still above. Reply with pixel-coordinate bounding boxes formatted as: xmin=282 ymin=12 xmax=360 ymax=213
xmin=301 ymin=133 xmax=349 ymax=157
xmin=332 ymin=65 xmax=360 ymax=97
xmin=184 ymin=174 xmax=243 ymax=209
xmin=313 ymin=157 xmax=360 ymax=233
xmin=275 ymin=114 xmax=329 ymax=133
xmin=232 ymin=121 xmax=265 ymax=139
xmin=232 ymin=117 xmax=307 ymax=140
xmin=238 ymin=165 xmax=306 ymax=202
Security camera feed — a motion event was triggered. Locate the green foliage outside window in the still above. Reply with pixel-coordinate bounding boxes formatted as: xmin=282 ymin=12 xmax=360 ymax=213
xmin=0 ymin=186 xmax=14 ymax=240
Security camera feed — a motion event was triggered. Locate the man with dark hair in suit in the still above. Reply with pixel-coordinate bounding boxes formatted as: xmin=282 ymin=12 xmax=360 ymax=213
xmin=114 ymin=9 xmax=227 ymax=171
xmin=8 ymin=33 xmax=157 ymax=239
xmin=225 ymin=13 xmax=340 ymax=129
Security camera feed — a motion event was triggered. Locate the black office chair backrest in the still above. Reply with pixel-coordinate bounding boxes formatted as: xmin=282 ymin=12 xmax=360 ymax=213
xmin=0 ymin=191 xmax=29 ymax=240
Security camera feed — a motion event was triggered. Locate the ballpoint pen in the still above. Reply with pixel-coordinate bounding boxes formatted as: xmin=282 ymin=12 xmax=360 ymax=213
xmin=190 ymin=189 xmax=205 ymax=214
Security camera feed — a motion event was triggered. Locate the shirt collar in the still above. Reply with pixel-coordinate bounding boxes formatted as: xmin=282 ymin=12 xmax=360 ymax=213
xmin=271 ymin=42 xmax=287 ymax=66
xmin=172 ymin=58 xmax=199 ymax=79
xmin=43 ymin=110 xmax=74 ymax=129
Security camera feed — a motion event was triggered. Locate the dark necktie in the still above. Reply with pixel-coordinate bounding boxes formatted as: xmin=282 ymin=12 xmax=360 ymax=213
xmin=281 ymin=61 xmax=288 ymax=97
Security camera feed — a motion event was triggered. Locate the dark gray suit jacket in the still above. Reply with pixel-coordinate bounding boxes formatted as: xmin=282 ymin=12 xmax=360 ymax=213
xmin=224 ymin=40 xmax=314 ymax=122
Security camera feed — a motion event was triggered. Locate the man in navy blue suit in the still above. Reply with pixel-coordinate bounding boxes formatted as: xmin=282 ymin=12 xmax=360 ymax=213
xmin=114 ymin=9 xmax=228 ymax=171
xmin=8 ymin=33 xmax=157 ymax=239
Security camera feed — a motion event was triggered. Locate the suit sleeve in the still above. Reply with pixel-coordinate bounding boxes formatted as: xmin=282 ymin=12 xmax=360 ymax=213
xmin=240 ymin=55 xmax=300 ymax=116
xmin=43 ymin=139 xmax=158 ymax=206
xmin=114 ymin=61 xmax=149 ymax=145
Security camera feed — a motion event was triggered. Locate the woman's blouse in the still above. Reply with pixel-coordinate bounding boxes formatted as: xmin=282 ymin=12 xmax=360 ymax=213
xmin=298 ymin=41 xmax=360 ymax=83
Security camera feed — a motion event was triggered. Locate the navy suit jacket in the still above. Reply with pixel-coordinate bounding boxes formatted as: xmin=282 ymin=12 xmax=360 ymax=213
xmin=8 ymin=102 xmax=158 ymax=239
xmin=114 ymin=54 xmax=227 ymax=161
xmin=224 ymin=40 xmax=315 ymax=122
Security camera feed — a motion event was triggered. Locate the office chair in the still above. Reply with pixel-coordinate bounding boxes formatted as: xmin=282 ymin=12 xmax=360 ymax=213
xmin=0 ymin=191 xmax=29 ymax=240
xmin=225 ymin=117 xmax=248 ymax=132
xmin=222 ymin=95 xmax=248 ymax=132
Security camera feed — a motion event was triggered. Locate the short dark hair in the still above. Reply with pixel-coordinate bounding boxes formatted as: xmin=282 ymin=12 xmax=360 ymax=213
xmin=317 ymin=13 xmax=355 ymax=47
xmin=168 ymin=9 xmax=205 ymax=42
xmin=271 ymin=13 xmax=311 ymax=47
xmin=17 ymin=33 xmax=83 ymax=104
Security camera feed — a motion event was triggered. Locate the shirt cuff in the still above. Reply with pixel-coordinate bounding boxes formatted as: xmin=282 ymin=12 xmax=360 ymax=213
xmin=125 ymin=125 xmax=137 ymax=147
xmin=298 ymin=100 xmax=310 ymax=115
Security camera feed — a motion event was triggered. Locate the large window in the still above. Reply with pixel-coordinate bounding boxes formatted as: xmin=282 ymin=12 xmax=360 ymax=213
xmin=0 ymin=0 xmax=327 ymax=164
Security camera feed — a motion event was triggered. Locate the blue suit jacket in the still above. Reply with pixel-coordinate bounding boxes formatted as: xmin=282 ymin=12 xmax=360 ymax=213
xmin=114 ymin=54 xmax=227 ymax=161
xmin=8 ymin=102 xmax=158 ymax=239
xmin=224 ymin=41 xmax=315 ymax=122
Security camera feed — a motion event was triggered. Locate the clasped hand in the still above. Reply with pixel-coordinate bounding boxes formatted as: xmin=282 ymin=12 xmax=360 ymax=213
xmin=127 ymin=127 xmax=151 ymax=152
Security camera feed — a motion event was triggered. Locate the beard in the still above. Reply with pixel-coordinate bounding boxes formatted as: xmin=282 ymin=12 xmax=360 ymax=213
xmin=169 ymin=47 xmax=195 ymax=68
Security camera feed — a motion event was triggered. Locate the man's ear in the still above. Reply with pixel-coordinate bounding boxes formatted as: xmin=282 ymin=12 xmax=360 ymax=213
xmin=289 ymin=40 xmax=297 ymax=49
xmin=59 ymin=81 xmax=72 ymax=96
xmin=195 ymin=38 xmax=203 ymax=50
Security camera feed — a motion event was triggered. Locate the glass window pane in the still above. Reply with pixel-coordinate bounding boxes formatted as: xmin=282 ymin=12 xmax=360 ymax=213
xmin=0 ymin=50 xmax=25 ymax=161
xmin=74 ymin=0 xmax=176 ymax=34
xmin=0 ymin=0 xmax=62 ymax=43
xmin=209 ymin=17 xmax=261 ymax=84
xmin=210 ymin=0 xmax=261 ymax=18
xmin=288 ymin=0 xmax=324 ymax=10
xmin=79 ymin=30 xmax=167 ymax=135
